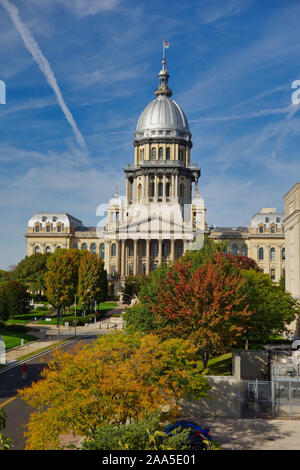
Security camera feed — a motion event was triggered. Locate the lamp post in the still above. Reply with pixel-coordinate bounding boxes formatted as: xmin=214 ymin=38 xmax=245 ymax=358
xmin=74 ymin=294 xmax=77 ymax=337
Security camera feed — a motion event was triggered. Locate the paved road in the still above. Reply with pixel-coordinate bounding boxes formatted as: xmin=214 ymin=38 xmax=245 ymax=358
xmin=0 ymin=335 xmax=100 ymax=450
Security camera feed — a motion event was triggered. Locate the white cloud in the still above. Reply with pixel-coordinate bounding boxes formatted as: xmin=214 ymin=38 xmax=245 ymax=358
xmin=0 ymin=0 xmax=88 ymax=152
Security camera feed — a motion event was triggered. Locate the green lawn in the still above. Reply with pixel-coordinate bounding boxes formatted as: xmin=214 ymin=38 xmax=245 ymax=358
xmin=5 ymin=308 xmax=54 ymax=325
xmin=201 ymin=353 xmax=233 ymax=376
xmin=0 ymin=329 xmax=37 ymax=350
xmin=37 ymin=302 xmax=117 ymax=325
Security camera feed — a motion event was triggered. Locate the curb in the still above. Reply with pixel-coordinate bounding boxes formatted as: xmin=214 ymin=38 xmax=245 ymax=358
xmin=0 ymin=337 xmax=78 ymax=374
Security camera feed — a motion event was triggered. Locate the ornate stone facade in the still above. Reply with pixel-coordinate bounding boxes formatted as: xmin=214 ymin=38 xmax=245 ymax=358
xmin=209 ymin=208 xmax=285 ymax=283
xmin=25 ymin=58 xmax=292 ymax=296
xmin=284 ymin=183 xmax=300 ymax=300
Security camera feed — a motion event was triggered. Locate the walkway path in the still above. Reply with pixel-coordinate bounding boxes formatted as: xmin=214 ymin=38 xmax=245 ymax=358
xmin=3 ymin=304 xmax=127 ymax=365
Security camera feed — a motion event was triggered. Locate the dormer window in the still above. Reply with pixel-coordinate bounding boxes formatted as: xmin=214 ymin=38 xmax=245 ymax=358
xmin=35 ymin=225 xmax=40 ymax=233
xmin=265 ymin=217 xmax=269 ymax=223
xmin=52 ymin=216 xmax=58 ymax=222
xmin=42 ymin=216 xmax=47 ymax=222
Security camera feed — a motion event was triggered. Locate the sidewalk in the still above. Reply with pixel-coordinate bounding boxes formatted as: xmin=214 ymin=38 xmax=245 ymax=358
xmin=4 ymin=304 xmax=127 ymax=364
xmin=5 ymin=337 xmax=70 ymax=363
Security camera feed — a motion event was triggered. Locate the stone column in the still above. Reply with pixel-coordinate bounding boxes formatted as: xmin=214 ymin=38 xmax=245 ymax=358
xmin=133 ymin=239 xmax=138 ymax=276
xmin=170 ymin=239 xmax=175 ymax=262
xmin=158 ymin=239 xmax=163 ymax=266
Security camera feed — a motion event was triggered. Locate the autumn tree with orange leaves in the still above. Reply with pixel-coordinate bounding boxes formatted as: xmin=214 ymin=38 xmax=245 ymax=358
xmin=19 ymin=332 xmax=209 ymax=450
xmin=151 ymin=253 xmax=252 ymax=368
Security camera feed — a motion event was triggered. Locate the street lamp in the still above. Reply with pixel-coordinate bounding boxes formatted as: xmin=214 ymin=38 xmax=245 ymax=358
xmin=74 ymin=294 xmax=77 ymax=337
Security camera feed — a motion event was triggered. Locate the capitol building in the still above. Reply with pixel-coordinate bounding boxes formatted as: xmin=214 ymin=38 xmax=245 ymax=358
xmin=25 ymin=55 xmax=300 ymax=303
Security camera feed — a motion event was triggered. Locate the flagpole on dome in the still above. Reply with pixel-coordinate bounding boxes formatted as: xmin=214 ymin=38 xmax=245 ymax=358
xmin=162 ymin=40 xmax=170 ymax=70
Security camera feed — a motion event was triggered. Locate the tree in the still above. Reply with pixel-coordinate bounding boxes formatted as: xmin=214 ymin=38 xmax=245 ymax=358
xmin=19 ymin=332 xmax=209 ymax=450
xmin=45 ymin=249 xmax=83 ymax=315
xmin=78 ymin=252 xmax=108 ymax=312
xmin=0 ymin=280 xmax=31 ymax=321
xmin=183 ymin=238 xmax=228 ymax=272
xmin=122 ymin=275 xmax=145 ymax=304
xmin=124 ymin=263 xmax=170 ymax=333
xmin=14 ymin=253 xmax=50 ymax=296
xmin=0 ymin=408 xmax=13 ymax=450
xmin=239 ymin=269 xmax=298 ymax=346
xmin=151 ymin=255 xmax=252 ymax=368
xmin=82 ymin=413 xmax=191 ymax=450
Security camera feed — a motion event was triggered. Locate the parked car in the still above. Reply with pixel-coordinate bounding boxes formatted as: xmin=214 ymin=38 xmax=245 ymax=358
xmin=164 ymin=420 xmax=212 ymax=450
xmin=291 ymin=340 xmax=300 ymax=350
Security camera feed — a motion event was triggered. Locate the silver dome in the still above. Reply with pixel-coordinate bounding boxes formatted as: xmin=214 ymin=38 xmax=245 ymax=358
xmin=135 ymin=96 xmax=191 ymax=142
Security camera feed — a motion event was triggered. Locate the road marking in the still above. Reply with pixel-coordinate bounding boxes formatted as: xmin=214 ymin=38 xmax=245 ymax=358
xmin=0 ymin=395 xmax=17 ymax=408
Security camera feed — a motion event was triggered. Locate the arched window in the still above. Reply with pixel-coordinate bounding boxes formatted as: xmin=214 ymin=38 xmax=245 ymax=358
xmin=111 ymin=243 xmax=116 ymax=257
xmin=265 ymin=217 xmax=269 ymax=223
xmin=241 ymin=245 xmax=248 ymax=257
xmin=45 ymin=246 xmax=51 ymax=253
xmin=56 ymin=246 xmax=61 ymax=250
xmin=282 ymin=247 xmax=285 ymax=260
xmin=158 ymin=182 xmax=163 ymax=197
xmin=73 ymin=243 xmax=78 ymax=249
xmin=100 ymin=243 xmax=105 ymax=259
xmin=34 ymin=245 xmax=40 ymax=253
xmin=91 ymin=243 xmax=97 ymax=254
xmin=166 ymin=147 xmax=170 ymax=160
xmin=151 ymin=148 xmax=156 ymax=160
xmin=270 ymin=247 xmax=275 ymax=261
xmin=276 ymin=217 xmax=281 ymax=223
xmin=258 ymin=247 xmax=264 ymax=260
xmin=159 ymin=147 xmax=163 ymax=160
xmin=232 ymin=244 xmax=239 ymax=255
xmin=82 ymin=243 xmax=87 ymax=250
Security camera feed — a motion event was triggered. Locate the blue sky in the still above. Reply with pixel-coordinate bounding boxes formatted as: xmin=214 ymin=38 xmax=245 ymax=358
xmin=0 ymin=0 xmax=300 ymax=269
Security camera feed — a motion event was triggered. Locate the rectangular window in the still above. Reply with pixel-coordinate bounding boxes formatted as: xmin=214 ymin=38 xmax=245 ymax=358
xmin=46 ymin=225 xmax=51 ymax=232
xmin=271 ymin=269 xmax=276 ymax=280
xmin=35 ymin=226 xmax=40 ymax=232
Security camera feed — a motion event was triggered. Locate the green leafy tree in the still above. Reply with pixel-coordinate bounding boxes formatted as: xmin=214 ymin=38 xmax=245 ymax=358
xmin=82 ymin=413 xmax=191 ymax=450
xmin=45 ymin=249 xmax=84 ymax=316
xmin=78 ymin=252 xmax=108 ymax=311
xmin=0 ymin=280 xmax=31 ymax=321
xmin=19 ymin=332 xmax=209 ymax=450
xmin=0 ymin=408 xmax=13 ymax=450
xmin=240 ymin=269 xmax=298 ymax=346
xmin=122 ymin=275 xmax=145 ymax=304
xmin=14 ymin=253 xmax=50 ymax=296
xmin=184 ymin=238 xmax=228 ymax=272
xmin=124 ymin=263 xmax=170 ymax=333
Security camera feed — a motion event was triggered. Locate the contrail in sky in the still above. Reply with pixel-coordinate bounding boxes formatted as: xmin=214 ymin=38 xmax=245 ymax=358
xmin=0 ymin=0 xmax=88 ymax=152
